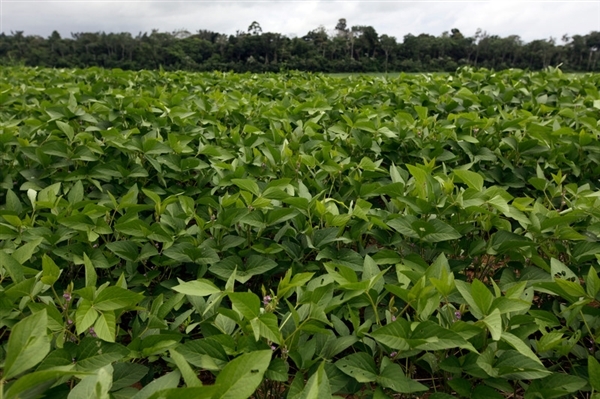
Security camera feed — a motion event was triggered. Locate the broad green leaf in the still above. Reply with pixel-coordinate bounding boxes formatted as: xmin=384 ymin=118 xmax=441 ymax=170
xmin=106 ymin=241 xmax=139 ymax=262
xmin=525 ymin=373 xmax=587 ymax=399
xmin=75 ymin=338 xmax=129 ymax=372
xmin=1 ymin=249 xmax=24 ymax=283
xmin=94 ymin=311 xmax=116 ymax=342
xmin=481 ymin=308 xmax=502 ymax=341
xmin=94 ymin=286 xmax=143 ymax=311
xmin=471 ymin=279 xmax=494 ymax=315
xmin=589 ymin=356 xmax=600 ymax=391
xmin=76 ymin=300 xmax=99 ymax=334
xmin=250 ymin=313 xmax=282 ymax=344
xmin=5 ymin=189 xmax=23 ymax=214
xmin=454 ymin=169 xmax=484 ymax=191
xmin=84 ymin=253 xmax=97 ymax=288
xmin=68 ymin=365 xmax=113 ymax=399
xmin=4 ymin=310 xmax=50 ymax=379
xmin=111 ymin=363 xmax=149 ymax=391
xmin=501 ymin=332 xmax=543 ymax=365
xmin=131 ymin=371 xmax=181 ymax=399
xmin=370 ymin=318 xmax=413 ymax=350
xmin=290 ymin=362 xmax=332 ymax=399
xmin=265 ymin=358 xmax=289 ymax=382
xmin=211 ymin=350 xmax=271 ymax=399
xmin=335 ymin=353 xmax=378 ymax=383
xmin=228 ymin=292 xmax=260 ymax=320
xmin=170 ymin=348 xmax=202 ymax=387
xmin=378 ymin=357 xmax=428 ymax=393
xmin=173 ymin=278 xmax=221 ymax=297
xmin=536 ymin=332 xmax=563 ymax=353
xmin=56 ymin=120 xmax=75 ymax=141
xmin=231 ymin=178 xmax=260 ymax=197
xmin=41 ymin=254 xmax=61 ymax=286
xmin=5 ymin=368 xmax=89 ymax=399
xmin=455 ymin=280 xmax=483 ymax=319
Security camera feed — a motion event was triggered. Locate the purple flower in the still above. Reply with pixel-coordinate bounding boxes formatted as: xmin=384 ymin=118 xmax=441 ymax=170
xmin=263 ymin=295 xmax=272 ymax=306
xmin=391 ymin=315 xmax=396 ymax=322
xmin=271 ymin=345 xmax=277 ymax=351
xmin=89 ymin=327 xmax=97 ymax=338
xmin=454 ymin=311 xmax=461 ymax=320
xmin=67 ymin=319 xmax=73 ymax=325
xmin=389 ymin=352 xmax=397 ymax=357
xmin=63 ymin=292 xmax=72 ymax=302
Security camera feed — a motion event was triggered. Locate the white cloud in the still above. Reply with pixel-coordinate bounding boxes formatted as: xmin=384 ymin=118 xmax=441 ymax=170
xmin=1 ymin=0 xmax=598 ymax=42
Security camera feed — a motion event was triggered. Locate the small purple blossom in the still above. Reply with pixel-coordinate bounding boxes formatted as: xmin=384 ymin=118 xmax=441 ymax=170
xmin=63 ymin=292 xmax=72 ymax=302
xmin=271 ymin=345 xmax=277 ymax=351
xmin=389 ymin=352 xmax=397 ymax=357
xmin=67 ymin=319 xmax=73 ymax=325
xmin=89 ymin=327 xmax=97 ymax=338
xmin=391 ymin=315 xmax=396 ymax=322
xmin=454 ymin=311 xmax=461 ymax=320
xmin=263 ymin=295 xmax=272 ymax=306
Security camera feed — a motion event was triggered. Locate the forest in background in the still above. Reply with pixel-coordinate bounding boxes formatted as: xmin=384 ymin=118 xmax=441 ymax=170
xmin=2 ymin=19 xmax=600 ymax=73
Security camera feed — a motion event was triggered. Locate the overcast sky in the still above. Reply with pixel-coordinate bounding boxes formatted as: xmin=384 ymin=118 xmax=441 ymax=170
xmin=2 ymin=0 xmax=599 ymax=43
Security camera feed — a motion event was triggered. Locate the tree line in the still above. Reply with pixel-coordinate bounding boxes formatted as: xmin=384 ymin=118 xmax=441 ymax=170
xmin=2 ymin=19 xmax=600 ymax=73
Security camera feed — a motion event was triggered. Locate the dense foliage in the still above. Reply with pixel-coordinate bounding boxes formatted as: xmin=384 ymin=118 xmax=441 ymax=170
xmin=3 ymin=21 xmax=600 ymax=72
xmin=1 ymin=66 xmax=600 ymax=398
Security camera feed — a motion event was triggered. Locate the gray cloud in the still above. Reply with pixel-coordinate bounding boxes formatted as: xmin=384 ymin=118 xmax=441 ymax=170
xmin=2 ymin=0 xmax=599 ymax=42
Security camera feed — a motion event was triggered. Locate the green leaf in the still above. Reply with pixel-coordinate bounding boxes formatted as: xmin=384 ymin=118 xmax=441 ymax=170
xmin=4 ymin=310 xmax=50 ymax=379
xmin=471 ymin=279 xmax=494 ymax=315
xmin=56 ymin=120 xmax=75 ymax=141
xmin=211 ymin=350 xmax=271 ymax=399
xmin=335 ymin=353 xmax=378 ymax=383
xmin=265 ymin=358 xmax=289 ymax=382
xmin=41 ymin=254 xmax=61 ymax=286
xmin=76 ymin=300 xmax=99 ymax=334
xmin=387 ymin=216 xmax=461 ymax=243
xmin=94 ymin=311 xmax=116 ymax=342
xmin=170 ymin=348 xmax=202 ymax=387
xmin=131 ymin=371 xmax=181 ymax=399
xmin=106 ymin=241 xmax=139 ymax=262
xmin=147 ymin=387 xmax=215 ymax=399
xmin=454 ymin=169 xmax=484 ymax=191
xmin=501 ymin=332 xmax=543 ymax=365
xmin=378 ymin=357 xmax=427 ymax=393
xmin=370 ymin=318 xmax=413 ymax=350
xmin=5 ymin=368 xmax=89 ymax=399
xmin=525 ymin=373 xmax=587 ymax=399
xmin=289 ymin=362 xmax=332 ymax=399
xmin=12 ymin=238 xmax=43 ymax=264
xmin=173 ymin=278 xmax=221 ymax=297
xmin=232 ymin=178 xmax=261 ymax=197
xmin=228 ymin=292 xmax=260 ymax=320
xmin=84 ymin=253 xmax=97 ymax=288
xmin=455 ymin=280 xmax=483 ymax=319
xmin=111 ymin=363 xmax=149 ymax=391
xmin=75 ymin=338 xmax=129 ymax=372
xmin=68 ymin=365 xmax=113 ymax=399
xmin=0 ymin=250 xmax=24 ymax=283
xmin=94 ymin=286 xmax=143 ymax=311
xmin=481 ymin=308 xmax=502 ymax=341
xmin=536 ymin=332 xmax=564 ymax=353
xmin=589 ymin=356 xmax=600 ymax=391
xmin=5 ymin=189 xmax=23 ymax=214
xmin=250 ymin=313 xmax=282 ymax=344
